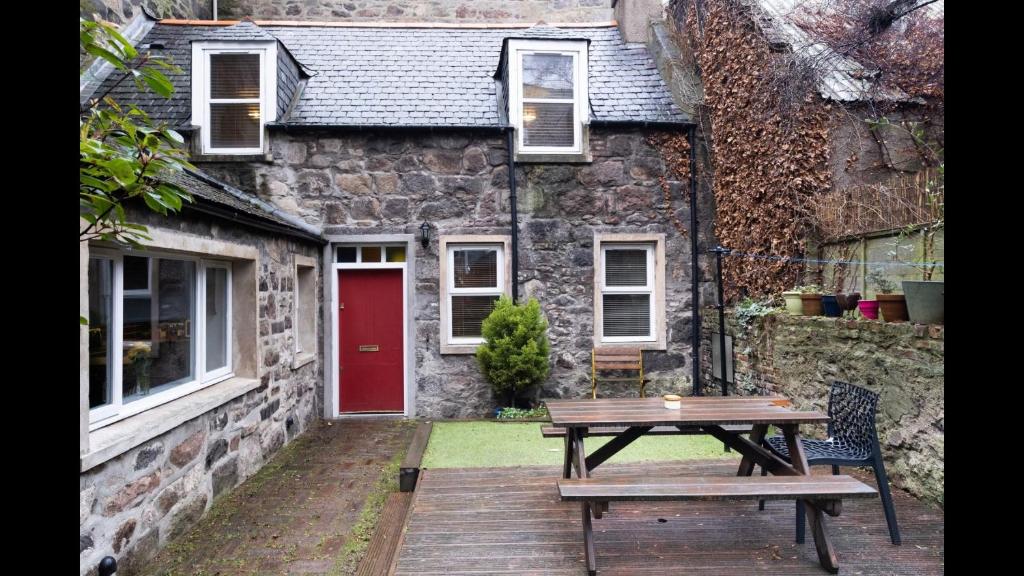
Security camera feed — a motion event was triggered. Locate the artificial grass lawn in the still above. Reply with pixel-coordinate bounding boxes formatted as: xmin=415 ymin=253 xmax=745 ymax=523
xmin=421 ymin=421 xmax=740 ymax=468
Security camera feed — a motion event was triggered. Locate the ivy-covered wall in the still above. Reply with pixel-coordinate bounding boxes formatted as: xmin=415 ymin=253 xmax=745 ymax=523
xmin=664 ymin=0 xmax=943 ymax=302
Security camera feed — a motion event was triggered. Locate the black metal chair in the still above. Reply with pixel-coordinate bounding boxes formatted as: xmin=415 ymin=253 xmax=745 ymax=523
xmin=759 ymin=380 xmax=901 ymax=545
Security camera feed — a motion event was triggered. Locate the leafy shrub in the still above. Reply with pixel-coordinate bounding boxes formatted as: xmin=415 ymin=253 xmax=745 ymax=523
xmin=734 ymin=297 xmax=779 ymax=327
xmin=476 ymin=296 xmax=551 ymax=405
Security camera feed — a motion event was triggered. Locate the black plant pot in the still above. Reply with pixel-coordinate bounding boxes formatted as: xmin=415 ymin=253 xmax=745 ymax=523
xmin=821 ymin=295 xmax=842 ymax=317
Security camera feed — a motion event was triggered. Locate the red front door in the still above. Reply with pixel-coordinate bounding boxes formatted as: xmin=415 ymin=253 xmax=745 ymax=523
xmin=338 ymin=269 xmax=404 ymax=412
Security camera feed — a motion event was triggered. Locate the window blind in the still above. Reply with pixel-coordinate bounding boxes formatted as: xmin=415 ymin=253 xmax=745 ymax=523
xmin=451 ymin=295 xmax=499 ymax=338
xmin=210 ymin=53 xmax=260 ymax=99
xmin=605 ymin=249 xmax=648 ymax=287
xmin=210 ymin=103 xmax=261 ymax=148
xmin=603 ymin=294 xmax=651 ymax=337
xmin=453 ymin=250 xmax=498 ymax=288
xmin=523 ymin=102 xmax=574 ymax=148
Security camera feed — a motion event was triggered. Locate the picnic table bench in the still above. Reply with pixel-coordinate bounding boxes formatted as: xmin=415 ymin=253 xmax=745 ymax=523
xmin=545 ymin=397 xmax=879 ymax=575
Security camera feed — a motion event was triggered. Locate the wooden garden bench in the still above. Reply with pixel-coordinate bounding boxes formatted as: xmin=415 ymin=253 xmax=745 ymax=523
xmin=591 ymin=347 xmax=649 ymax=398
xmin=558 ymin=474 xmax=877 ymax=575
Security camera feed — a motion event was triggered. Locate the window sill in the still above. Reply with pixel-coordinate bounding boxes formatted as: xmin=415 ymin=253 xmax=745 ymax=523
xmin=190 ymin=152 xmax=274 ymax=163
xmin=292 ymin=352 xmax=316 ymax=370
xmin=514 ymin=151 xmax=592 ymax=164
xmin=441 ymin=343 xmax=481 ymax=355
xmin=594 ymin=339 xmax=667 ymax=352
xmin=80 ymin=376 xmax=260 ymax=473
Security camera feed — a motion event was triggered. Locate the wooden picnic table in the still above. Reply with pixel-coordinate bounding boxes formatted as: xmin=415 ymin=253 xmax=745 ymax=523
xmin=546 ymin=396 xmax=873 ymax=575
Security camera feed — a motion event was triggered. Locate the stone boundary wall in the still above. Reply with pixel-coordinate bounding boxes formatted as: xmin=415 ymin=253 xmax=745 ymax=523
xmin=80 ymin=210 xmax=323 ymax=576
xmin=222 ymin=0 xmax=613 ymax=22
xmin=81 ymin=0 xmax=211 ymax=24
xmin=700 ymin=310 xmax=943 ymax=506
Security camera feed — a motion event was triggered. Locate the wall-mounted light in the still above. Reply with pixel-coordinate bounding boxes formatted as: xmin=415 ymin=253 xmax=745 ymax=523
xmin=419 ymin=221 xmax=431 ymax=249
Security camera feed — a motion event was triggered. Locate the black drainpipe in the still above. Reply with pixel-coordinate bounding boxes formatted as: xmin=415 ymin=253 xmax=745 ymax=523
xmin=688 ymin=124 xmax=702 ymax=396
xmin=507 ymin=128 xmax=520 ymax=303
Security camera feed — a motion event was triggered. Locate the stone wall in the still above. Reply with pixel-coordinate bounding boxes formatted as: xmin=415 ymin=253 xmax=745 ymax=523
xmin=200 ymin=125 xmax=708 ymax=417
xmin=81 ymin=0 xmax=211 ymax=24
xmin=80 ymin=209 xmax=323 ymax=576
xmin=700 ymin=310 xmax=944 ymax=506
xmin=222 ymin=0 xmax=613 ymax=22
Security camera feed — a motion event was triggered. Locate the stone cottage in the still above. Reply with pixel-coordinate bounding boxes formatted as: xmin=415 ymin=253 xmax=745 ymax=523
xmin=81 ymin=0 xmax=707 ymax=571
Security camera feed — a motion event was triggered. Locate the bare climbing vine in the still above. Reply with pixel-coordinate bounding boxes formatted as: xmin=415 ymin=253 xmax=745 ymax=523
xmin=647 ymin=130 xmax=692 ymax=239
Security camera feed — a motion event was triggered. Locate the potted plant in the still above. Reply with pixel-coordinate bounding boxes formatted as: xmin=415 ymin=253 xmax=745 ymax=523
xmin=867 ymin=269 xmax=907 ymax=322
xmin=476 ymin=296 xmax=551 ymax=410
xmin=797 ymin=285 xmax=823 ymax=316
xmin=781 ymin=288 xmax=803 ymax=315
xmin=857 ymin=297 xmax=880 ymax=320
xmin=821 ymin=291 xmax=842 ymax=317
xmin=901 ymin=222 xmax=944 ymax=325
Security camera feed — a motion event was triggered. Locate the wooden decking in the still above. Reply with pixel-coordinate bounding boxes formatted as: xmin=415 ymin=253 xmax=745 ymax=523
xmin=393 ymin=461 xmax=943 ymax=575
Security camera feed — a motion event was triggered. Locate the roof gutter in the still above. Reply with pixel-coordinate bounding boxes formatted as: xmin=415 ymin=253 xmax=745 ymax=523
xmin=265 ymin=122 xmax=510 ymax=133
xmin=589 ymin=119 xmax=696 ymax=128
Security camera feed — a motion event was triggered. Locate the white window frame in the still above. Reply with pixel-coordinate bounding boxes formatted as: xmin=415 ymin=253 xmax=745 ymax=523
xmin=201 ymin=260 xmax=233 ymax=381
xmin=438 ymin=235 xmax=512 ymax=353
xmin=88 ymin=248 xmax=234 ymax=430
xmin=599 ymin=243 xmax=656 ymax=343
xmin=447 ymin=244 xmax=505 ymax=346
xmin=507 ymin=39 xmax=589 ymax=156
xmin=594 ymin=234 xmax=667 ymax=349
xmin=191 ymin=41 xmax=278 ymax=155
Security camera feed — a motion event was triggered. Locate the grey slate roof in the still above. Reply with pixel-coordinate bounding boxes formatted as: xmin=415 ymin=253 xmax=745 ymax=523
xmin=166 ymin=168 xmax=323 ymax=242
xmin=99 ymin=20 xmax=688 ymax=129
xmin=201 ymin=20 xmax=277 ymax=41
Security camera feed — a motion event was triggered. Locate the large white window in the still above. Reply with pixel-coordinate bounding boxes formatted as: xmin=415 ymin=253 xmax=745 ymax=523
xmin=439 ymin=236 xmax=512 ymax=353
xmin=507 ymin=39 xmax=589 ymax=157
xmin=191 ymin=41 xmax=277 ymax=155
xmin=88 ymin=249 xmax=233 ymax=428
xmin=594 ymin=234 xmax=667 ymax=348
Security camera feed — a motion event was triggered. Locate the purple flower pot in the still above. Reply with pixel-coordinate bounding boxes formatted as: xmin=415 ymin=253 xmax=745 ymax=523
xmin=858 ymin=300 xmax=879 ymax=320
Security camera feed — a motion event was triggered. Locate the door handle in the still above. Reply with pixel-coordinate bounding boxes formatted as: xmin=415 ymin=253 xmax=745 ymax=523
xmin=358 ymin=345 xmax=379 ymax=352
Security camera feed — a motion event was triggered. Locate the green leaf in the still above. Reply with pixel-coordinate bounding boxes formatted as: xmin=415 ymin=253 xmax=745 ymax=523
xmin=99 ymin=158 xmax=137 ymax=187
xmin=142 ymin=191 xmax=168 ymax=213
xmin=85 ymin=45 xmax=126 ymax=70
xmin=81 ymin=315 xmax=89 ymax=326
xmin=140 ymin=69 xmax=174 ymax=98
xmin=99 ymin=21 xmax=137 ymax=59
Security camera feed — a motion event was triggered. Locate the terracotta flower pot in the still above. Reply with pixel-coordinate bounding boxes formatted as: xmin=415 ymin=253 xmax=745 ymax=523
xmin=800 ymin=294 xmax=823 ymax=316
xmin=857 ymin=300 xmax=879 ymax=320
xmin=782 ymin=291 xmax=803 ymax=315
xmin=876 ymin=294 xmax=908 ymax=322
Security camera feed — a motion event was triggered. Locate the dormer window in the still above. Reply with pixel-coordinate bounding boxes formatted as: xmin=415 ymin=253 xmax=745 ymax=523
xmin=507 ymin=39 xmax=589 ymax=159
xmin=191 ymin=41 xmax=277 ymax=155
